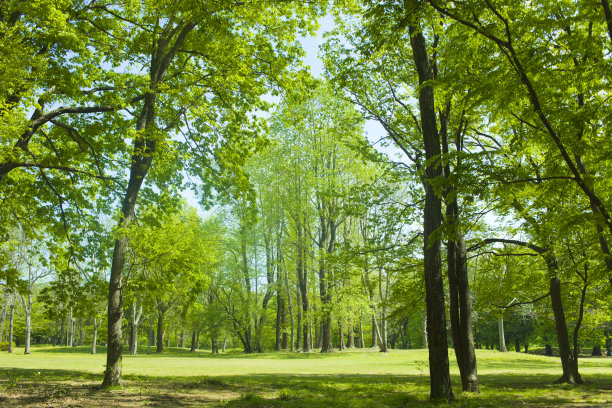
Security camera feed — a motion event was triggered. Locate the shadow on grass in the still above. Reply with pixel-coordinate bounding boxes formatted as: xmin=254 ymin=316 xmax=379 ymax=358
xmin=1 ymin=366 xmax=610 ymax=408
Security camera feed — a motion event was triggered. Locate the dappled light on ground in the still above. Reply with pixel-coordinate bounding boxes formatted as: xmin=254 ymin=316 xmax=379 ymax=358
xmin=0 ymin=347 xmax=610 ymax=407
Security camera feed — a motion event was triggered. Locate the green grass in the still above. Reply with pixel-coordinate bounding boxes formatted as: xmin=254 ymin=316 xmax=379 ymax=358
xmin=0 ymin=345 xmax=610 ymax=407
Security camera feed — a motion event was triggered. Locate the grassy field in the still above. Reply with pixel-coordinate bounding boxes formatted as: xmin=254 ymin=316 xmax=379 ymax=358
xmin=0 ymin=345 xmax=610 ymax=407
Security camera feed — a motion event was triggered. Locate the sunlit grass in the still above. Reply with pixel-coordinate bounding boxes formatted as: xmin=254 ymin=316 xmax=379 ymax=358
xmin=0 ymin=345 xmax=610 ymax=407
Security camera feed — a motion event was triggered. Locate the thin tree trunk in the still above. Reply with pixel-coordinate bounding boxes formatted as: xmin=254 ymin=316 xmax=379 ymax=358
xmin=347 ymin=316 xmax=355 ymax=348
xmin=147 ymin=319 xmax=153 ymax=354
xmin=498 ymin=315 xmax=507 ymax=352
xmin=60 ymin=318 xmax=64 ymax=347
xmin=156 ymin=307 xmax=165 ymax=353
xmin=190 ymin=331 xmax=196 ymax=352
xmin=0 ymin=296 xmax=7 ymax=342
xmin=92 ymin=317 xmax=98 ymax=354
xmin=283 ymin=262 xmax=295 ymax=352
xmin=359 ymin=317 xmax=364 ymax=349
xmin=69 ymin=309 xmax=74 ymax=347
xmin=296 ymin=289 xmax=302 ymax=350
xmin=24 ymin=294 xmax=32 ymax=354
xmin=371 ymin=315 xmax=378 ymax=348
xmin=8 ymin=300 xmax=14 ymax=353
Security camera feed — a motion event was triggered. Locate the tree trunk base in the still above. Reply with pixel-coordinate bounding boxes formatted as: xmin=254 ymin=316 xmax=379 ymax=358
xmin=554 ymin=373 xmax=584 ymax=385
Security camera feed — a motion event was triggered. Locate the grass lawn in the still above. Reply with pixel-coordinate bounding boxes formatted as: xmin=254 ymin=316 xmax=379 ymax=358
xmin=0 ymin=345 xmax=610 ymax=407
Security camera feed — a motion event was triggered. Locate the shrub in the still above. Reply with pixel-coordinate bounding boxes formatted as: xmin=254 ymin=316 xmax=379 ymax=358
xmin=0 ymin=341 xmax=16 ymax=351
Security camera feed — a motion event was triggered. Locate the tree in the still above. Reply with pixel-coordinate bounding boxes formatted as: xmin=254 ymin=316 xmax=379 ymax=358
xmin=99 ymin=0 xmax=324 ymax=386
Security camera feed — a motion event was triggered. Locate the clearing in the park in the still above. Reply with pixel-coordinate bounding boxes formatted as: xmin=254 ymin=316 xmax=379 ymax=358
xmin=0 ymin=346 xmax=610 ymax=407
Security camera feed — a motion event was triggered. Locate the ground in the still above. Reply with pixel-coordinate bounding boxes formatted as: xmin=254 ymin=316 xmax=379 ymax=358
xmin=0 ymin=346 xmax=610 ymax=407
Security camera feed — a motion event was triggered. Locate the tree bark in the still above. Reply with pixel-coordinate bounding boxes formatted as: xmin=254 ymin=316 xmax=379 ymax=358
xmin=92 ymin=317 xmax=102 ymax=354
xmin=24 ymin=294 xmax=32 ymax=354
xmin=371 ymin=315 xmax=379 ymax=348
xmin=102 ymin=21 xmax=195 ymax=387
xmin=296 ymin=289 xmax=302 ymax=350
xmin=498 ymin=315 xmax=507 ymax=352
xmin=8 ymin=300 xmax=14 ymax=353
xmin=409 ymin=25 xmax=454 ymax=402
xmin=190 ymin=331 xmax=196 ymax=352
xmin=359 ymin=317 xmax=365 ymax=348
xmin=156 ymin=304 xmax=166 ymax=353
xmin=256 ymin=235 xmax=275 ymax=353
xmin=550 ymin=276 xmax=582 ymax=384
xmin=129 ymin=302 xmax=142 ymax=355
xmin=296 ymin=220 xmax=312 ymax=352
xmin=347 ymin=317 xmax=355 ymax=348
xmin=284 ymin=260 xmax=295 ymax=351
xmin=275 ymin=266 xmax=285 ymax=351
xmin=0 ymin=296 xmax=7 ymax=342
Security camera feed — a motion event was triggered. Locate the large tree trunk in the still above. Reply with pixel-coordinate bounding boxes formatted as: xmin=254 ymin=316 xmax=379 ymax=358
xmin=409 ymin=25 xmax=454 ymax=402
xmin=102 ymin=21 xmax=195 ymax=387
xmin=455 ymin=235 xmax=479 ymax=391
xmin=550 ymin=276 xmax=582 ymax=384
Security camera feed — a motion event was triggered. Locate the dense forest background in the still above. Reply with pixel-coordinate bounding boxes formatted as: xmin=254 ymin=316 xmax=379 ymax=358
xmin=0 ymin=0 xmax=610 ymax=401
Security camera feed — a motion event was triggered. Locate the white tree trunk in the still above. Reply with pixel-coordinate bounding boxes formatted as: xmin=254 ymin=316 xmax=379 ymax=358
xmin=422 ymin=313 xmax=428 ymax=349
xmin=498 ymin=315 xmax=507 ymax=352
xmin=92 ymin=317 xmax=98 ymax=354
xmin=24 ymin=294 xmax=31 ymax=354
